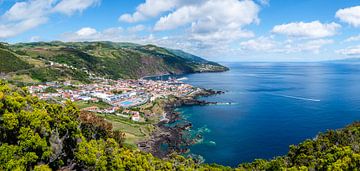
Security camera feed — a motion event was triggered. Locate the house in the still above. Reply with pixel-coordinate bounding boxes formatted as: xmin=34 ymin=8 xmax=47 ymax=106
xmin=89 ymin=98 xmax=99 ymax=102
xmin=78 ymin=96 xmax=91 ymax=101
xmin=131 ymin=113 xmax=140 ymax=122
xmin=103 ymin=107 xmax=120 ymax=114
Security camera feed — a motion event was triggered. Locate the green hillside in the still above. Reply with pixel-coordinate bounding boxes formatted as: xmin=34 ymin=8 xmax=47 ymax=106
xmin=0 ymin=48 xmax=32 ymax=73
xmin=0 ymin=42 xmax=228 ymax=83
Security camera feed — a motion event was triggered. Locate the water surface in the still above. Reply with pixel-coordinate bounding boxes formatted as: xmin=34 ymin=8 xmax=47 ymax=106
xmin=178 ymin=62 xmax=360 ymax=167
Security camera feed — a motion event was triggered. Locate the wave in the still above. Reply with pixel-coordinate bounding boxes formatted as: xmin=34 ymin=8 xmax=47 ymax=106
xmin=216 ymin=102 xmax=238 ymax=105
xmin=247 ymin=87 xmax=297 ymax=92
xmin=268 ymin=93 xmax=321 ymax=102
xmin=239 ymin=73 xmax=261 ymax=77
xmin=177 ymin=77 xmax=188 ymax=81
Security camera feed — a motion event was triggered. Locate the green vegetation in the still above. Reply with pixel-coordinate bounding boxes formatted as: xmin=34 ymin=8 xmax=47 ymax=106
xmin=96 ymin=113 xmax=154 ymax=146
xmin=2 ymin=80 xmax=360 ymax=170
xmin=0 ymin=49 xmax=32 ymax=73
xmin=0 ymin=81 xmax=231 ymax=170
xmin=44 ymin=87 xmax=58 ymax=93
xmin=26 ymin=67 xmax=90 ymax=83
xmin=74 ymin=101 xmax=111 ymax=110
xmin=1 ymin=41 xmax=228 ymax=83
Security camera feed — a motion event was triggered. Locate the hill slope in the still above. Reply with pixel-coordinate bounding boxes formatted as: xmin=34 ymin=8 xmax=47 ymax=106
xmin=0 ymin=48 xmax=32 ymax=73
xmin=0 ymin=42 xmax=228 ymax=82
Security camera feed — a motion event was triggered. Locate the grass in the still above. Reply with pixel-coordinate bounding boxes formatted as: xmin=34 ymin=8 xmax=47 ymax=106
xmin=11 ymin=74 xmax=39 ymax=83
xmin=74 ymin=101 xmax=111 ymax=109
xmin=96 ymin=113 xmax=155 ymax=145
xmin=0 ymin=49 xmax=33 ymax=73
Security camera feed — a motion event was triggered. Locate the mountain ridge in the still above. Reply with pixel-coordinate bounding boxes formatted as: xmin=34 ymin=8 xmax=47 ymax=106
xmin=0 ymin=41 xmax=228 ymax=83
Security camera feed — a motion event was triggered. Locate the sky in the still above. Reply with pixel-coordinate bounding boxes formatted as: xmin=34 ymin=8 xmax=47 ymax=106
xmin=0 ymin=0 xmax=360 ymax=62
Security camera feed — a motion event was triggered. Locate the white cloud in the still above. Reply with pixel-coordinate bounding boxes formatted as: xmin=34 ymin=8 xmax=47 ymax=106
xmin=53 ymin=0 xmax=100 ymax=15
xmin=154 ymin=0 xmax=259 ymax=43
xmin=127 ymin=24 xmax=146 ymax=33
xmin=337 ymin=45 xmax=360 ymax=56
xmin=76 ymin=27 xmax=97 ymax=36
xmin=240 ymin=36 xmax=277 ymax=51
xmin=257 ymin=0 xmax=269 ymax=6
xmin=2 ymin=0 xmax=53 ymax=21
xmin=119 ymin=13 xmax=145 ymax=23
xmin=336 ymin=6 xmax=360 ymax=27
xmin=119 ymin=0 xmax=177 ymax=23
xmin=292 ymin=39 xmax=333 ymax=53
xmin=116 ymin=0 xmax=262 ymax=60
xmin=344 ymin=34 xmax=360 ymax=42
xmin=0 ymin=17 xmax=47 ymax=38
xmin=0 ymin=0 xmax=52 ymax=38
xmin=62 ymin=26 xmax=148 ymax=42
xmin=272 ymin=21 xmax=341 ymax=39
xmin=154 ymin=0 xmax=259 ymax=31
xmin=0 ymin=0 xmax=99 ymax=39
xmin=240 ymin=36 xmax=333 ymax=54
xmin=119 ymin=0 xmax=260 ymax=43
xmin=29 ymin=35 xmax=41 ymax=42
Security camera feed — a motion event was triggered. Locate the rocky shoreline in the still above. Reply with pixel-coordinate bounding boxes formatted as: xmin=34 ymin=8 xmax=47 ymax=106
xmin=137 ymin=88 xmax=223 ymax=159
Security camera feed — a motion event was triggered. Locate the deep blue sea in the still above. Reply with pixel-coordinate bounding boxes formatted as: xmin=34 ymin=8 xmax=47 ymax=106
xmin=178 ymin=62 xmax=360 ymax=167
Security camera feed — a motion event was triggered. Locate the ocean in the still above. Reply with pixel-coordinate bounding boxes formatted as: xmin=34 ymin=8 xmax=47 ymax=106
xmin=177 ymin=62 xmax=360 ymax=167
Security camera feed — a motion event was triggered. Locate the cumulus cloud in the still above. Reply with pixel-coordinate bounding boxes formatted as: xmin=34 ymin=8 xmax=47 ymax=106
xmin=119 ymin=0 xmax=209 ymax=23
xmin=240 ymin=36 xmax=277 ymax=51
xmin=336 ymin=6 xmax=360 ymax=27
xmin=76 ymin=27 xmax=97 ymax=36
xmin=337 ymin=45 xmax=360 ymax=56
xmin=256 ymin=0 xmax=269 ymax=6
xmin=271 ymin=21 xmax=341 ymax=39
xmin=127 ymin=24 xmax=146 ymax=33
xmin=344 ymin=34 xmax=360 ymax=42
xmin=2 ymin=0 xmax=52 ymax=21
xmin=119 ymin=0 xmax=177 ymax=23
xmin=29 ymin=36 xmax=41 ymax=42
xmin=53 ymin=0 xmax=100 ymax=15
xmin=292 ymin=39 xmax=334 ymax=53
xmin=0 ymin=17 xmax=48 ymax=38
xmin=62 ymin=26 xmax=149 ymax=42
xmin=155 ymin=0 xmax=259 ymax=42
xmin=240 ymin=36 xmax=333 ymax=53
xmin=0 ymin=0 xmax=52 ymax=38
xmin=0 ymin=0 xmax=99 ymax=39
xmin=118 ymin=0 xmax=260 ymax=43
xmin=117 ymin=0 xmax=261 ymax=58
xmin=155 ymin=0 xmax=259 ymax=30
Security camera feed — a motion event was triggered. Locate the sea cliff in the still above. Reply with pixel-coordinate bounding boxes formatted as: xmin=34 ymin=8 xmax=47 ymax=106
xmin=138 ymin=88 xmax=224 ymax=159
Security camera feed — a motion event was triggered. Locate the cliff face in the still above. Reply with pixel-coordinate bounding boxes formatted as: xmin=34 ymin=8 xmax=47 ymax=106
xmin=0 ymin=42 xmax=228 ymax=82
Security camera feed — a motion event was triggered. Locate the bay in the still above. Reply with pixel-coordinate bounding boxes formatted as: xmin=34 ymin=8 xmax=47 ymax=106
xmin=178 ymin=62 xmax=360 ymax=167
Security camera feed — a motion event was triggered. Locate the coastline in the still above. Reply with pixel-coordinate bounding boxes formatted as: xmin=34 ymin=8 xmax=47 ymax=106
xmin=137 ymin=88 xmax=224 ymax=160
xmin=140 ymin=65 xmax=229 ymax=80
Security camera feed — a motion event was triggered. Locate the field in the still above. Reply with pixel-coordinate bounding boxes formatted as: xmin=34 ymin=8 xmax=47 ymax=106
xmin=97 ymin=113 xmax=156 ymax=146
xmin=74 ymin=101 xmax=112 ymax=109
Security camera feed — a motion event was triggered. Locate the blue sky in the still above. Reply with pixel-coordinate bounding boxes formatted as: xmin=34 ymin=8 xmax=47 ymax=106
xmin=0 ymin=0 xmax=360 ymax=62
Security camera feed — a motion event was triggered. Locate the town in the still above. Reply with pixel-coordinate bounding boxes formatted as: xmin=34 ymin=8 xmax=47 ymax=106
xmin=28 ymin=78 xmax=198 ymax=122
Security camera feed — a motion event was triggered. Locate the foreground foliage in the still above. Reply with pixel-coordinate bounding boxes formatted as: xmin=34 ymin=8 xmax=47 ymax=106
xmin=1 ymin=81 xmax=360 ymax=170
